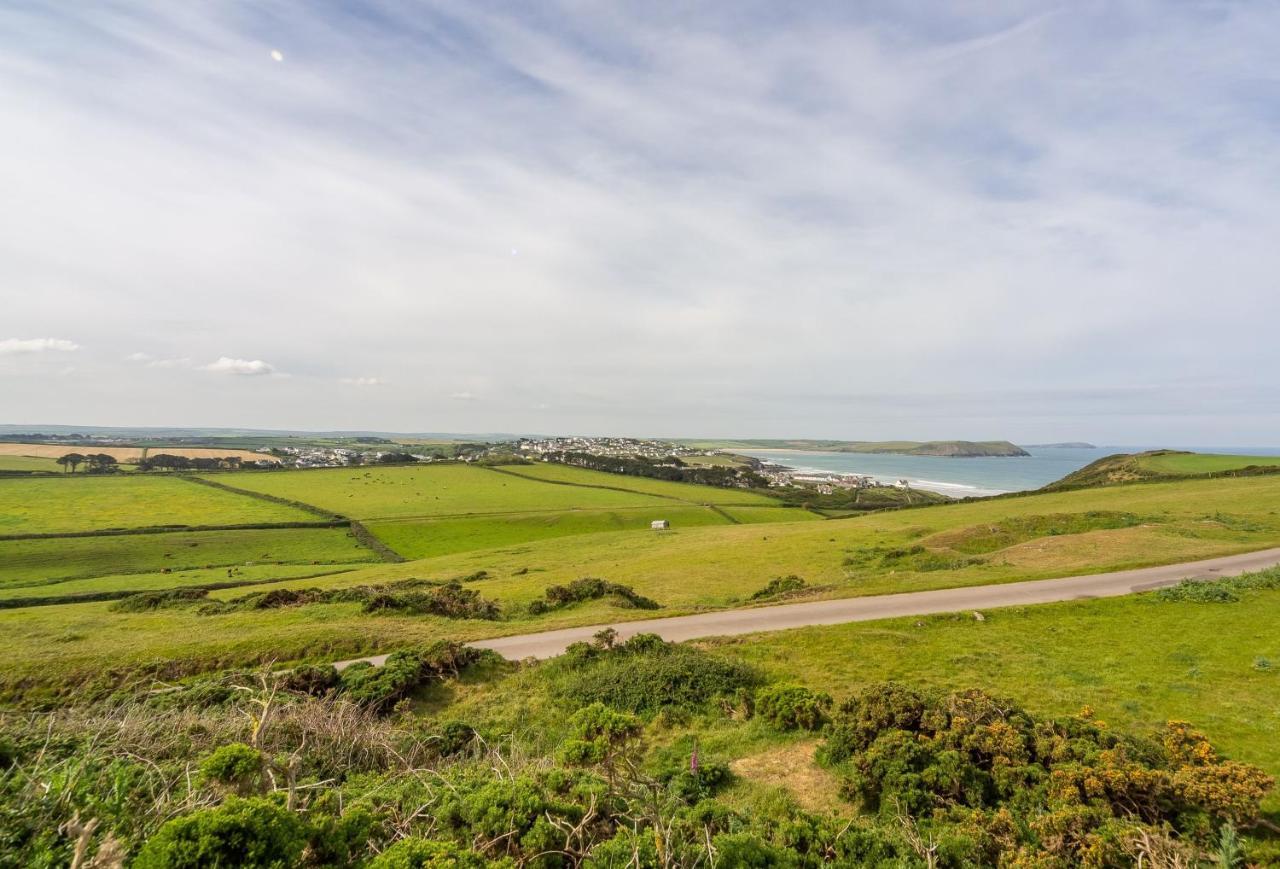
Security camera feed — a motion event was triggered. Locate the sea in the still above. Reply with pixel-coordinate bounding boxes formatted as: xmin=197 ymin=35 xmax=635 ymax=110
xmin=737 ymin=446 xmax=1280 ymax=498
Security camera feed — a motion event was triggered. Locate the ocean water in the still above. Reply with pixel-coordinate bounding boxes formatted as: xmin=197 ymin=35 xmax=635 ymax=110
xmin=737 ymin=446 xmax=1280 ymax=498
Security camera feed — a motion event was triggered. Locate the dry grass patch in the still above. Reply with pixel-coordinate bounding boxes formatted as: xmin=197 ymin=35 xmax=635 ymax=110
xmin=729 ymin=740 xmax=845 ymax=814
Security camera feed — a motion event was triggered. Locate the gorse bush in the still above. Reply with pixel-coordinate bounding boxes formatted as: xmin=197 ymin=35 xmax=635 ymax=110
xmin=132 ymin=797 xmax=307 ymax=869
xmin=110 ymin=578 xmax=502 ymax=620
xmin=754 ymin=684 xmax=833 ymax=731
xmin=528 ymin=577 xmax=660 ymax=615
xmin=552 ymin=633 xmax=760 ymax=714
xmin=3 ymin=669 xmax=1275 ymax=868
xmin=817 ymin=683 xmax=1275 ymax=866
xmin=338 ymin=642 xmax=487 ymax=712
xmin=199 ymin=742 xmax=266 ymax=794
xmin=1154 ymin=568 xmax=1280 ymax=603
xmin=749 ymin=575 xmax=808 ymax=600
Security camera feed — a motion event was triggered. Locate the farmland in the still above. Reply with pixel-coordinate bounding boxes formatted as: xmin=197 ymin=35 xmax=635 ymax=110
xmin=0 ymin=474 xmax=318 ymax=534
xmin=1138 ymin=451 xmax=1280 ymax=475
xmin=0 ymin=526 xmax=378 ymax=590
xmin=3 ymin=468 xmax=1280 ymax=701
xmin=0 ymin=441 xmax=277 ymax=464
xmin=4 ymin=456 xmax=1280 ymax=865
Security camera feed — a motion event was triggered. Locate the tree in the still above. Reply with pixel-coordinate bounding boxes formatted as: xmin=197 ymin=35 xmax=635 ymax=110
xmin=86 ymin=453 xmax=118 ymax=473
xmin=59 ymin=452 xmax=86 ymax=473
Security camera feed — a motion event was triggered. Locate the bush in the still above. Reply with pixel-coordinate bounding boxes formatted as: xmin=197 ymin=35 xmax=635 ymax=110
xmin=110 ymin=588 xmax=210 ymax=612
xmin=750 ymin=575 xmax=807 ymax=600
xmin=554 ymin=634 xmax=760 ymax=714
xmin=199 ymin=743 xmax=265 ymax=794
xmin=367 ymin=837 xmax=487 ymax=868
xmin=530 ymin=577 xmax=660 ymax=615
xmin=132 ymin=797 xmax=307 ymax=869
xmin=281 ymin=663 xmax=340 ymax=697
xmin=338 ymin=643 xmax=485 ymax=711
xmin=754 ymin=684 xmax=832 ymax=731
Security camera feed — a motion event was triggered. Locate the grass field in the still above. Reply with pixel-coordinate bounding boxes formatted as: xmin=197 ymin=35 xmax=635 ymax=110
xmin=0 ymin=442 xmax=278 ymax=464
xmin=4 ymin=473 xmax=1280 ymax=699
xmin=0 ymin=475 xmax=318 ymax=534
xmin=0 ymin=526 xmax=378 ymax=589
xmin=492 ymin=462 xmax=778 ymax=505
xmin=0 ymin=454 xmax=60 ymax=472
xmin=1138 ymin=452 xmax=1280 ymax=475
xmin=365 ymin=504 xmax=816 ymax=560
xmin=0 ymin=564 xmax=359 ymax=603
xmin=207 ymin=464 xmax=684 ymax=519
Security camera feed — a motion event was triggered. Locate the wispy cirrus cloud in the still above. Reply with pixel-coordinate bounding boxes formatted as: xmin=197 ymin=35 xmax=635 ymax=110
xmin=0 ymin=338 xmax=79 ymax=355
xmin=1 ymin=3 xmax=1278 ymax=442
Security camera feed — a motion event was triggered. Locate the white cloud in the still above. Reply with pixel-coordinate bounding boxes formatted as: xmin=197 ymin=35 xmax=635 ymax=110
xmin=203 ymin=357 xmax=276 ymax=376
xmin=449 ymin=392 xmax=476 ymax=401
xmin=0 ymin=338 xmax=79 ymax=355
xmin=339 ymin=376 xmax=385 ymax=386
xmin=0 ymin=4 xmax=1278 ymax=441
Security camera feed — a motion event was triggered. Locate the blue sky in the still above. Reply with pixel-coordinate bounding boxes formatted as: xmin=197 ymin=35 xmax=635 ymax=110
xmin=1 ymin=1 xmax=1278 ymax=443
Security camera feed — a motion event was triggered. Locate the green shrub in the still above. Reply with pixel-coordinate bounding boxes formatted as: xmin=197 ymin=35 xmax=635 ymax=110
xmin=109 ymin=588 xmax=210 ymax=612
xmin=338 ymin=642 xmax=485 ymax=711
xmin=199 ymin=743 xmax=265 ymax=794
xmin=281 ymin=663 xmax=340 ymax=696
xmin=554 ymin=634 xmax=760 ymax=714
xmin=132 ymin=797 xmax=307 ymax=869
xmin=749 ymin=575 xmax=807 ymax=600
xmin=529 ymin=577 xmax=660 ymax=615
xmin=366 ymin=837 xmax=487 ymax=868
xmin=308 ymin=805 xmax=381 ymax=866
xmin=754 ymin=684 xmax=832 ymax=731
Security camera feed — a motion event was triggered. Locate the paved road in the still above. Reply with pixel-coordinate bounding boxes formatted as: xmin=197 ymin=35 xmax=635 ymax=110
xmin=334 ymin=546 xmax=1280 ymax=669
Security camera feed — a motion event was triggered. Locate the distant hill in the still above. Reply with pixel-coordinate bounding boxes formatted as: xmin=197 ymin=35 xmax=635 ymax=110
xmin=682 ymin=439 xmax=1030 ymax=458
xmin=1044 ymin=449 xmax=1280 ymax=490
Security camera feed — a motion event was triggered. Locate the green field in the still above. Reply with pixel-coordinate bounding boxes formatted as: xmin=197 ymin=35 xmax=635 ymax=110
xmin=0 ymin=454 xmax=60 ymax=472
xmin=1138 ymin=451 xmax=1280 ymax=475
xmin=492 ymin=462 xmax=778 ymax=505
xmin=365 ymin=504 xmax=816 ymax=560
xmin=4 ymin=472 xmax=1280 ymax=699
xmin=0 ymin=564 xmax=359 ymax=603
xmin=0 ymin=526 xmax=378 ymax=590
xmin=207 ymin=464 xmax=689 ymax=519
xmin=0 ymin=475 xmax=317 ymax=535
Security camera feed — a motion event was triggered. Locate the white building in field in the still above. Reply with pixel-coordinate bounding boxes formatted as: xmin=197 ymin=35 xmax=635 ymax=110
xmin=651 ymin=519 xmax=670 ymax=530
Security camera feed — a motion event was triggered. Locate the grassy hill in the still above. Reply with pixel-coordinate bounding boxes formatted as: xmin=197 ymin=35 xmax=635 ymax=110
xmin=4 ymin=471 xmax=1280 ymax=700
xmin=1045 ymin=449 xmax=1280 ymax=490
xmin=680 ymin=438 xmax=1030 ymax=457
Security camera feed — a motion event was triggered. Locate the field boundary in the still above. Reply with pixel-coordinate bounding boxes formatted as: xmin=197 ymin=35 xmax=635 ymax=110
xmin=706 ymin=504 xmax=742 ymax=524
xmin=0 ymin=520 xmax=348 ymax=542
xmin=179 ymin=474 xmax=342 ymax=519
xmin=348 ymin=519 xmax=406 ymax=563
xmin=484 ymin=464 xmax=776 ymax=508
xmin=0 ymin=567 xmax=359 ymax=610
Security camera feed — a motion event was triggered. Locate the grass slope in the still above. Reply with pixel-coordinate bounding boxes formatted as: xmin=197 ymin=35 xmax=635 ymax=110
xmin=4 ymin=473 xmax=1280 ymax=698
xmin=1047 ymin=449 xmax=1280 ymax=490
xmin=492 ymin=462 xmax=779 ymax=505
xmin=0 ymin=475 xmax=317 ymax=535
xmin=0 ymin=526 xmax=378 ymax=590
xmin=206 ymin=464 xmax=682 ymax=519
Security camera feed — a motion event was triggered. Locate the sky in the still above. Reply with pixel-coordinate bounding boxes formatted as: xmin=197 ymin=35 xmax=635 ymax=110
xmin=2 ymin=1 xmax=1278 ymax=444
